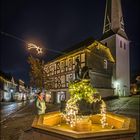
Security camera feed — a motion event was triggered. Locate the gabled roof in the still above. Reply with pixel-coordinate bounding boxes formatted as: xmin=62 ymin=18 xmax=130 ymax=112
xmin=100 ymin=30 xmax=116 ymax=40
xmin=45 ymin=37 xmax=95 ymax=63
xmin=62 ymin=37 xmax=95 ymax=54
xmin=0 ymin=70 xmax=18 ymax=85
xmin=45 ymin=37 xmax=115 ymax=65
xmin=0 ymin=70 xmax=12 ymax=81
xmin=88 ymin=40 xmax=115 ymax=63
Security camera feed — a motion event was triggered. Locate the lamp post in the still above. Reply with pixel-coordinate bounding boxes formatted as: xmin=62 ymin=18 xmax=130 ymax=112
xmin=10 ymin=88 xmax=14 ymax=101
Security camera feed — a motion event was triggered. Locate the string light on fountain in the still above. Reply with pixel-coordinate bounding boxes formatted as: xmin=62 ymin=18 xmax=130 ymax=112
xmin=63 ymin=79 xmax=97 ymax=127
xmin=63 ymin=97 xmax=79 ymax=127
xmin=27 ymin=43 xmax=43 ymax=55
xmin=100 ymin=100 xmax=108 ymax=128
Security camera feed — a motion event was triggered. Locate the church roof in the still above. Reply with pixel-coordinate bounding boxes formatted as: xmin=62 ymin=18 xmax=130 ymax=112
xmin=102 ymin=0 xmax=128 ymax=40
xmin=100 ymin=30 xmax=115 ymax=40
xmin=101 ymin=29 xmax=128 ymax=40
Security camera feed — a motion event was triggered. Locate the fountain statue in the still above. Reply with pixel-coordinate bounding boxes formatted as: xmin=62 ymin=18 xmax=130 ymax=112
xmin=32 ymin=67 xmax=136 ymax=140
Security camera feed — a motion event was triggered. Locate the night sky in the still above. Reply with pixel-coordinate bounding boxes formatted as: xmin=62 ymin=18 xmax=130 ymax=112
xmin=1 ymin=0 xmax=140 ymax=84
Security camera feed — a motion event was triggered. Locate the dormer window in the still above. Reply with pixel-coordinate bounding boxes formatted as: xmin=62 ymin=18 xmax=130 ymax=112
xmin=104 ymin=59 xmax=108 ymax=69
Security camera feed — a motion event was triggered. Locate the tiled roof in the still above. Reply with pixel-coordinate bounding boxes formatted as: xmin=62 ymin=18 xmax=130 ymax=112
xmin=0 ymin=70 xmax=12 ymax=81
xmin=100 ymin=30 xmax=116 ymax=40
xmin=101 ymin=29 xmax=128 ymax=40
xmin=46 ymin=37 xmax=95 ymax=62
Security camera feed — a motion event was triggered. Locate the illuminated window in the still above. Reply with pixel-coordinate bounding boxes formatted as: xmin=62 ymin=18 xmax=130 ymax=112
xmin=104 ymin=59 xmax=107 ymax=69
xmin=81 ymin=53 xmax=85 ymax=62
xmin=60 ymin=61 xmax=65 ymax=72
xmin=68 ymin=58 xmax=73 ymax=70
xmin=56 ymin=76 xmax=61 ymax=88
xmin=61 ymin=75 xmax=65 ymax=87
xmin=56 ymin=62 xmax=60 ymax=74
xmin=66 ymin=74 xmax=73 ymax=87
xmin=56 ymin=62 xmax=60 ymax=70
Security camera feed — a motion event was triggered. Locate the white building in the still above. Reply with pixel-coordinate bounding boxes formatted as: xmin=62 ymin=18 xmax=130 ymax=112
xmin=0 ymin=75 xmax=17 ymax=101
xmin=101 ymin=0 xmax=130 ymax=96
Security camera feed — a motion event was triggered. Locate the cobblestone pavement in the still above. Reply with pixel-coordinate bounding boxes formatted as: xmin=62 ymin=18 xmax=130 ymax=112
xmin=105 ymin=95 xmax=140 ymax=140
xmin=0 ymin=95 xmax=139 ymax=140
xmin=0 ymin=100 xmax=32 ymax=123
xmin=0 ymin=101 xmax=60 ymax=140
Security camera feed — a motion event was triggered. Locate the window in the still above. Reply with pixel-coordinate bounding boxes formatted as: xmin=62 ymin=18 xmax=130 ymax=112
xmin=104 ymin=59 xmax=107 ymax=69
xmin=68 ymin=58 xmax=73 ymax=70
xmin=56 ymin=62 xmax=60 ymax=70
xmin=60 ymin=61 xmax=65 ymax=72
xmin=81 ymin=53 xmax=85 ymax=62
xmin=66 ymin=74 xmax=73 ymax=87
xmin=105 ymin=42 xmax=107 ymax=46
xmin=56 ymin=62 xmax=60 ymax=74
xmin=120 ymin=41 xmax=122 ymax=48
xmin=61 ymin=75 xmax=65 ymax=87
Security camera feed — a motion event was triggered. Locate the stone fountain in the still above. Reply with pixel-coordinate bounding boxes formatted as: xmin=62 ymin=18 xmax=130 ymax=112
xmin=32 ymin=80 xmax=136 ymax=140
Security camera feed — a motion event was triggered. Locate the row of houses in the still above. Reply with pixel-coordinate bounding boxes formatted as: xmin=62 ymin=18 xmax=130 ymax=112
xmin=0 ymin=71 xmax=30 ymax=102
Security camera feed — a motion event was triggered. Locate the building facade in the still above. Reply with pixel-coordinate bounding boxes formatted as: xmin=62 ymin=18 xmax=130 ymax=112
xmin=101 ymin=0 xmax=130 ymax=96
xmin=44 ymin=39 xmax=114 ymax=103
xmin=0 ymin=74 xmax=17 ymax=101
xmin=17 ymin=79 xmax=27 ymax=101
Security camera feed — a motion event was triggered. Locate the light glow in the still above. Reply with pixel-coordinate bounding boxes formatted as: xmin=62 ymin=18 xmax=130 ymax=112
xmin=27 ymin=43 xmax=43 ymax=54
xmin=63 ymin=79 xmax=107 ymax=128
xmin=100 ymin=100 xmax=108 ymax=128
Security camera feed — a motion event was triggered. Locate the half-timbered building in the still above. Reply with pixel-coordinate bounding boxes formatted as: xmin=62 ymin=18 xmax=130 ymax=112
xmin=44 ymin=38 xmax=115 ymax=103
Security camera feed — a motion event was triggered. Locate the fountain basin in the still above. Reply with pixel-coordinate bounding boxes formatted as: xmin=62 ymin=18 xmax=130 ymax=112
xmin=32 ymin=111 xmax=136 ymax=140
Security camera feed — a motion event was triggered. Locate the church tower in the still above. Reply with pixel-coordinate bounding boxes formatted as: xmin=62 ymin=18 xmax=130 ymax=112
xmin=101 ymin=0 xmax=130 ymax=96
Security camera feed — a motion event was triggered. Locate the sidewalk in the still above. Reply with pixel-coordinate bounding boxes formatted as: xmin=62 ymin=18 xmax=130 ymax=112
xmin=0 ymin=102 xmax=60 ymax=140
xmin=0 ymin=100 xmax=31 ymax=107
xmin=0 ymin=100 xmax=34 ymax=123
xmin=18 ymin=96 xmax=140 ymax=140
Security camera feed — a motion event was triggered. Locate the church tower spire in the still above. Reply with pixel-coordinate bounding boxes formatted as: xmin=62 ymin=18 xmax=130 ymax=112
xmin=103 ymin=0 xmax=128 ymax=39
xmin=101 ymin=0 xmax=130 ymax=97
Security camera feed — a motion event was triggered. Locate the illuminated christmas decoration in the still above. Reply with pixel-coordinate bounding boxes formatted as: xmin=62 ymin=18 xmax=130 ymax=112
xmin=63 ymin=79 xmax=98 ymax=127
xmin=68 ymin=79 xmax=97 ymax=103
xmin=63 ymin=79 xmax=108 ymax=128
xmin=100 ymin=100 xmax=108 ymax=128
xmin=27 ymin=43 xmax=43 ymax=54
xmin=63 ymin=97 xmax=78 ymax=127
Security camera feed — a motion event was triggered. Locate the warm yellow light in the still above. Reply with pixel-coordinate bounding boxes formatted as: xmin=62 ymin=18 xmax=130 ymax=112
xmin=27 ymin=43 xmax=43 ymax=54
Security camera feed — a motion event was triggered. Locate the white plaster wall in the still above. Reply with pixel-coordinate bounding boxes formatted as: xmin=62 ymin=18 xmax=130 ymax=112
xmin=101 ymin=34 xmax=130 ymax=96
xmin=116 ymin=34 xmax=130 ymax=96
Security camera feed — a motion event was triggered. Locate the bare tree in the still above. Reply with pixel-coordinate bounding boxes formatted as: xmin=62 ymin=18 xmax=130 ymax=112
xmin=28 ymin=56 xmax=47 ymax=90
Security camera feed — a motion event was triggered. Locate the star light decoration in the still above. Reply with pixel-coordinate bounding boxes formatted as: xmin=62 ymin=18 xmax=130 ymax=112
xmin=100 ymin=100 xmax=108 ymax=128
xmin=27 ymin=43 xmax=43 ymax=55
